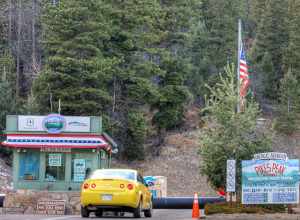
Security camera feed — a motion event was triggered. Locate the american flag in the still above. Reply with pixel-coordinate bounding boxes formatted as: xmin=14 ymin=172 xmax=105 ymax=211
xmin=239 ymin=44 xmax=249 ymax=98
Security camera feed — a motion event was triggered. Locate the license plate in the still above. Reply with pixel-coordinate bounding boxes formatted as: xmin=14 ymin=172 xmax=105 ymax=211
xmin=102 ymin=194 xmax=112 ymax=201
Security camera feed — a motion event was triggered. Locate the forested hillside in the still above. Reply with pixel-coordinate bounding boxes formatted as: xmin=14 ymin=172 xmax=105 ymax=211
xmin=0 ymin=0 xmax=299 ymax=160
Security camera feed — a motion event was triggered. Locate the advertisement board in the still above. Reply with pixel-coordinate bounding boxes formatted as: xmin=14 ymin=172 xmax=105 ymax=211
xmin=144 ymin=176 xmax=167 ymax=198
xmin=18 ymin=115 xmax=90 ymax=133
xmin=73 ymin=159 xmax=86 ymax=182
xmin=242 ymin=159 xmax=299 ymax=204
xmin=48 ymin=154 xmax=62 ymax=167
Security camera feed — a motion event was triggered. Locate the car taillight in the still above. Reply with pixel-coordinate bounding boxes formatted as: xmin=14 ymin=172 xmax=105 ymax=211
xmin=127 ymin=183 xmax=134 ymax=190
xmin=91 ymin=183 xmax=96 ymax=189
xmin=83 ymin=183 xmax=89 ymax=189
xmin=120 ymin=184 xmax=125 ymax=189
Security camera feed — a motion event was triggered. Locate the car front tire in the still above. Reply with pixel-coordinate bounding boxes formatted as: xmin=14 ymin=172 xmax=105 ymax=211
xmin=81 ymin=206 xmax=90 ymax=218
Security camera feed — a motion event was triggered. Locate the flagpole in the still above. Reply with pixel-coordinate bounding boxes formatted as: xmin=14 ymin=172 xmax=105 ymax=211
xmin=237 ymin=19 xmax=242 ymax=113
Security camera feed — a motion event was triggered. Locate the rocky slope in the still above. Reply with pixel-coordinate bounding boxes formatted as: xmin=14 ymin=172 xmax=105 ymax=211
xmin=111 ymin=107 xmax=216 ymax=196
xmin=0 ymin=156 xmax=12 ymax=193
xmin=112 ymin=129 xmax=216 ymax=196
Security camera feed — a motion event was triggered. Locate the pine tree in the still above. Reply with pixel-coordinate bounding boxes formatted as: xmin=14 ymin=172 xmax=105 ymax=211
xmin=33 ymin=0 xmax=114 ymax=115
xmin=124 ymin=111 xmax=147 ymax=161
xmin=187 ymin=0 xmax=247 ymax=98
xmin=285 ymin=0 xmax=300 ymax=80
xmin=105 ymin=0 xmax=163 ymax=160
xmin=0 ymin=51 xmax=15 ymax=155
xmin=199 ymin=64 xmax=271 ymax=190
xmin=201 ymin=0 xmax=242 ymax=70
xmin=274 ymin=68 xmax=299 ymax=134
xmin=249 ymin=0 xmax=267 ymax=27
xmin=251 ymin=0 xmax=289 ymax=99
xmin=274 ymin=0 xmax=300 ymax=134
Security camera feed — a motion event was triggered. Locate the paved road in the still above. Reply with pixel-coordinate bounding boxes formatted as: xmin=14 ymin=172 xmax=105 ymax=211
xmin=0 ymin=210 xmax=192 ymax=220
xmin=2 ymin=212 xmax=300 ymax=220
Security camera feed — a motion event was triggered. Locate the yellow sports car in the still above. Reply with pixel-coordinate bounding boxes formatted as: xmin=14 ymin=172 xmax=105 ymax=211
xmin=80 ymin=169 xmax=153 ymax=218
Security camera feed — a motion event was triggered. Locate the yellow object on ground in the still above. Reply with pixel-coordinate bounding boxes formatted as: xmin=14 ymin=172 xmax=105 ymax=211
xmin=80 ymin=168 xmax=152 ymax=218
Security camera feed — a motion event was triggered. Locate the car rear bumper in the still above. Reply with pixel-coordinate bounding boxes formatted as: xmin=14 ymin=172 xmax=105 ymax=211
xmin=81 ymin=191 xmax=139 ymax=208
xmin=86 ymin=205 xmax=135 ymax=213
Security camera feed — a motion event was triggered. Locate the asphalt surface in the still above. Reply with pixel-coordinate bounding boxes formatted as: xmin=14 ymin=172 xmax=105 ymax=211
xmin=2 ymin=212 xmax=300 ymax=220
xmin=0 ymin=210 xmax=192 ymax=220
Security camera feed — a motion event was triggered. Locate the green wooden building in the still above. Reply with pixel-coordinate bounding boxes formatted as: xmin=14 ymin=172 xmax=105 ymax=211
xmin=1 ymin=114 xmax=117 ymax=191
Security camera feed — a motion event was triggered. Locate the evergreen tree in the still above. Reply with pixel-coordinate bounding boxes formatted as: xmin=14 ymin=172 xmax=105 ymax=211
xmin=199 ymin=64 xmax=271 ymax=190
xmin=285 ymin=0 xmax=300 ymax=80
xmin=274 ymin=68 xmax=299 ymax=134
xmin=260 ymin=52 xmax=276 ymax=99
xmin=0 ymin=51 xmax=15 ymax=154
xmin=251 ymin=0 xmax=289 ymax=99
xmin=249 ymin=0 xmax=267 ymax=27
xmin=124 ymin=111 xmax=147 ymax=161
xmin=104 ymin=0 xmax=163 ymax=160
xmin=153 ymin=55 xmax=192 ymax=130
xmin=187 ymin=0 xmax=247 ymax=98
xmin=33 ymin=0 xmax=114 ymax=115
xmin=201 ymin=0 xmax=242 ymax=70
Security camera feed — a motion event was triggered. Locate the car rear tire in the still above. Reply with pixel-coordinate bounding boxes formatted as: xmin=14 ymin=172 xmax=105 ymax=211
xmin=81 ymin=206 xmax=90 ymax=218
xmin=144 ymin=200 xmax=152 ymax=218
xmin=133 ymin=200 xmax=142 ymax=218
xmin=95 ymin=210 xmax=103 ymax=217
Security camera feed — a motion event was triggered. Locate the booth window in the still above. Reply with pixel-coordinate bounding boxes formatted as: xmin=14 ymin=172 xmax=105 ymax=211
xmin=45 ymin=153 xmax=65 ymax=181
xmin=19 ymin=151 xmax=40 ymax=180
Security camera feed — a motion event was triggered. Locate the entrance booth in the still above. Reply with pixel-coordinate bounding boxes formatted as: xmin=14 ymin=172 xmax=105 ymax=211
xmin=1 ymin=114 xmax=117 ymax=191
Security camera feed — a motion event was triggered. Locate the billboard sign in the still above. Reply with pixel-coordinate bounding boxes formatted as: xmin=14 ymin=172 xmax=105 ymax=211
xmin=18 ymin=115 xmax=90 ymax=133
xmin=242 ymin=159 xmax=299 ymax=204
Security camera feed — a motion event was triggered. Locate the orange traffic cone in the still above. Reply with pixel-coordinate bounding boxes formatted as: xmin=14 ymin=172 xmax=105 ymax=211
xmin=192 ymin=192 xmax=200 ymax=219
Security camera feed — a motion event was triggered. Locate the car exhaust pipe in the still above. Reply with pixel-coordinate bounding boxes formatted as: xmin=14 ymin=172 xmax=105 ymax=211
xmin=153 ymin=196 xmax=225 ymax=209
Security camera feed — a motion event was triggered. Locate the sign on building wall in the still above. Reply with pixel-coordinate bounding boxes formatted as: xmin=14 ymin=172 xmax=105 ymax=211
xmin=242 ymin=159 xmax=299 ymax=204
xmin=73 ymin=159 xmax=86 ymax=182
xmin=48 ymin=154 xmax=62 ymax=167
xmin=253 ymin=152 xmax=288 ymax=161
xmin=36 ymin=200 xmax=65 ymax=215
xmin=226 ymin=160 xmax=236 ymax=192
xmin=18 ymin=115 xmax=91 ymax=133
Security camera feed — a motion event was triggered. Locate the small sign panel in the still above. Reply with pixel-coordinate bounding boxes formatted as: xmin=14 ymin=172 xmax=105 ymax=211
xmin=73 ymin=159 xmax=86 ymax=182
xmin=48 ymin=154 xmax=62 ymax=166
xmin=226 ymin=160 xmax=236 ymax=192
xmin=36 ymin=200 xmax=65 ymax=215
xmin=41 ymin=148 xmax=71 ymax=153
xmin=253 ymin=152 xmax=288 ymax=161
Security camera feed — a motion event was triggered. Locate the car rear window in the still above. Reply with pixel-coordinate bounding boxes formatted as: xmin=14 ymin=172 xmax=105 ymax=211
xmin=89 ymin=170 xmax=136 ymax=181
